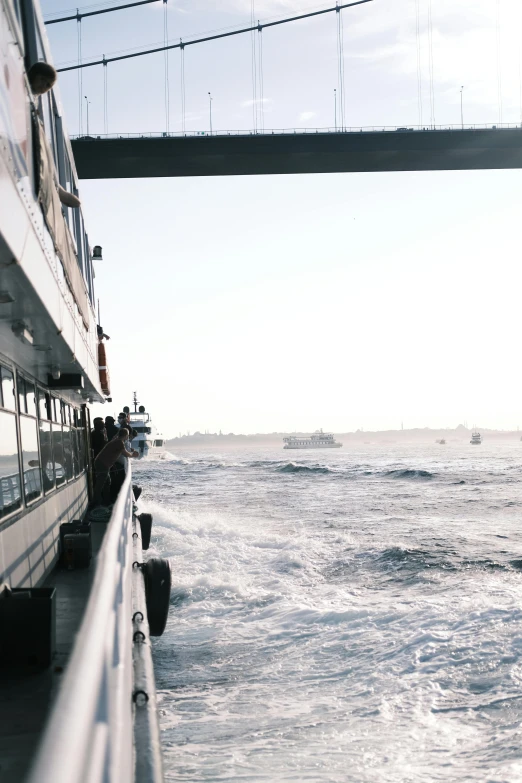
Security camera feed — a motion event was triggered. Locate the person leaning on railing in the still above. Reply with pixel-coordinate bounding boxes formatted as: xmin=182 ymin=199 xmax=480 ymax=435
xmin=91 ymin=428 xmax=138 ymax=508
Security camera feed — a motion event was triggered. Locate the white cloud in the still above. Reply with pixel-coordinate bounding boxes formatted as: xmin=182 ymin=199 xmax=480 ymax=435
xmin=299 ymin=110 xmax=317 ymax=121
xmin=241 ymin=97 xmax=273 ymax=108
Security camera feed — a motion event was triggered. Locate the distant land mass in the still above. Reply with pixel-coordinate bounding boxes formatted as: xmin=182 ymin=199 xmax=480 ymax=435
xmin=166 ymin=425 xmax=521 ymax=448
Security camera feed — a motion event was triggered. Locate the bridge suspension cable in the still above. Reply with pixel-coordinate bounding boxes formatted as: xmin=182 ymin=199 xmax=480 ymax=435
xmin=55 ymin=0 xmax=374 ymax=73
xmin=336 ymin=2 xmax=346 ymax=130
xmin=77 ymin=18 xmax=83 ymax=132
xmin=251 ymin=1 xmax=258 ymax=132
xmin=103 ymin=57 xmax=108 ymax=133
xmin=495 ymin=0 xmax=503 ymax=125
xmin=415 ymin=0 xmax=423 ymax=127
xmin=45 ymin=0 xmax=161 ymax=25
xmin=258 ymin=23 xmax=265 ymax=132
xmin=163 ymin=0 xmax=170 ymax=133
xmin=180 ymin=41 xmax=186 ymax=133
xmin=427 ymin=0 xmax=435 ymax=128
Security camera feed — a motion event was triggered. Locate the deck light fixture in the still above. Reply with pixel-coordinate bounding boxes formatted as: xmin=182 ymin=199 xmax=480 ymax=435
xmin=12 ymin=321 xmax=33 ymax=345
xmin=92 ymin=245 xmax=103 ymax=260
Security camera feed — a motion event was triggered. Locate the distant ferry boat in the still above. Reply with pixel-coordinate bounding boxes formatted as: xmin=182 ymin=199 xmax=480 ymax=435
xmin=283 ymin=430 xmax=343 ymax=449
xmin=470 ymin=431 xmax=482 ymax=445
xmin=125 ymin=393 xmax=166 ymax=458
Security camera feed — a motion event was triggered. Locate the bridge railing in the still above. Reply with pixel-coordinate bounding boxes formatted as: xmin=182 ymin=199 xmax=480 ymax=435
xmin=71 ymin=122 xmax=522 ymax=141
xmin=27 ymin=465 xmax=135 ymax=783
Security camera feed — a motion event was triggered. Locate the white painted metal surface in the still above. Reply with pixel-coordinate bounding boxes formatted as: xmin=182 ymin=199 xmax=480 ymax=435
xmin=0 ymin=474 xmax=88 ymax=587
xmin=27 ymin=467 xmax=135 ymax=783
xmin=132 ymin=519 xmax=164 ymax=783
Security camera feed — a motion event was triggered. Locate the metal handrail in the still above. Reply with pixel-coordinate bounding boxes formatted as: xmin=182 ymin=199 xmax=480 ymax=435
xmin=27 ymin=466 xmax=135 ymax=783
xmin=71 ymin=122 xmax=522 ymax=141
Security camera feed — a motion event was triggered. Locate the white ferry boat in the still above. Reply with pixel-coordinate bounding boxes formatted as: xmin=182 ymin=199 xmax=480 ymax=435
xmin=283 ymin=430 xmax=343 ymax=449
xmin=470 ymin=431 xmax=482 ymax=445
xmin=126 ymin=393 xmax=166 ymax=458
xmin=0 ymin=1 xmax=169 ymax=780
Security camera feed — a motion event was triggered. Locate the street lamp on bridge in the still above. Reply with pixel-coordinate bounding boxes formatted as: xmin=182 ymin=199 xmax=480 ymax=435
xmin=460 ymin=86 xmax=464 ymax=130
xmin=208 ymin=92 xmax=213 ymax=135
xmin=84 ymin=95 xmax=91 ymax=136
xmin=334 ymin=88 xmax=337 ymax=131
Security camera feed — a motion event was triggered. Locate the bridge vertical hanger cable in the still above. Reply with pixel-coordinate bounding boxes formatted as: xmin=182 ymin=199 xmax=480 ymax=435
xmin=336 ymin=3 xmax=345 ymax=130
xmin=495 ymin=0 xmax=503 ymax=125
xmin=163 ymin=0 xmax=170 ymax=133
xmin=251 ymin=0 xmax=258 ymax=131
xmin=427 ymin=0 xmax=435 ymax=128
xmin=415 ymin=0 xmax=423 ymax=127
xmin=103 ymin=57 xmax=108 ymax=133
xmin=180 ymin=40 xmax=186 ymax=133
xmin=258 ymin=22 xmax=264 ymax=132
xmin=77 ymin=14 xmax=83 ymax=134
xmin=519 ymin=24 xmax=522 ymax=126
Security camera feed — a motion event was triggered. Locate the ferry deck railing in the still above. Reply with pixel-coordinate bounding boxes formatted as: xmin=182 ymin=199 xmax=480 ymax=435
xmin=27 ymin=464 xmax=141 ymax=783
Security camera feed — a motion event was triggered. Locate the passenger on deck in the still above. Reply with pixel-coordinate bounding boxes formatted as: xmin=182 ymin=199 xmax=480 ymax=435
xmin=90 ymin=417 xmax=107 ymax=460
xmin=27 ymin=61 xmax=57 ymax=96
xmin=28 ymin=61 xmax=81 ymax=209
xmin=92 ymin=428 xmax=136 ymax=507
xmin=110 ymin=428 xmax=139 ymax=503
xmin=105 ymin=415 xmax=119 ymax=441
xmin=117 ymin=412 xmax=131 ymax=429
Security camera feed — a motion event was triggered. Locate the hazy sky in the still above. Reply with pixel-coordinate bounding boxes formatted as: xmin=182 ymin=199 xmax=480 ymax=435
xmin=43 ymin=0 xmax=522 ymax=435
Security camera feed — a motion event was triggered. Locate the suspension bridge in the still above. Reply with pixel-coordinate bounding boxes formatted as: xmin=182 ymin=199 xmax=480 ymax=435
xmin=70 ymin=126 xmax=522 ymax=179
xmin=46 ymin=0 xmax=522 ymax=179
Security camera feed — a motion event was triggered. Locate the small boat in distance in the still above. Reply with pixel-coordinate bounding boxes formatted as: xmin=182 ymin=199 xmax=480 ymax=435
xmin=283 ymin=430 xmax=343 ymax=449
xmin=436 ymin=439 xmax=446 ymax=444
xmin=470 ymin=431 xmax=482 ymax=445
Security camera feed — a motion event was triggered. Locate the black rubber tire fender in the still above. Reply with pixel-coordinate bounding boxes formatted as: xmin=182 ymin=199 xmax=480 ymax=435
xmin=143 ymin=557 xmax=171 ymax=636
xmin=138 ymin=513 xmax=152 ymax=550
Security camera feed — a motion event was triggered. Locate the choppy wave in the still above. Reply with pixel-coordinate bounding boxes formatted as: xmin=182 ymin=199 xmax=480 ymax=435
xmin=384 ymin=468 xmax=435 ymax=480
xmin=136 ymin=442 xmax=522 ymax=783
xmin=277 ymin=462 xmax=333 ymax=475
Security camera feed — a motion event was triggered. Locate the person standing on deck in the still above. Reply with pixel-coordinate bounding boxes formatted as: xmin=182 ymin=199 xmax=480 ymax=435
xmin=92 ymin=428 xmax=136 ymax=507
xmin=105 ymin=415 xmax=119 ymax=441
xmin=90 ymin=417 xmax=107 ymax=460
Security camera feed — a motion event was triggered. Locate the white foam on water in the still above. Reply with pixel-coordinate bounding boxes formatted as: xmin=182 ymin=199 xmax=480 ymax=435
xmin=141 ymin=444 xmax=522 ymax=782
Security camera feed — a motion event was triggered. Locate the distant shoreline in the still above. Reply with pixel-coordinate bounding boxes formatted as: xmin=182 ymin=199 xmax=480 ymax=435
xmin=166 ymin=427 xmax=522 ymax=448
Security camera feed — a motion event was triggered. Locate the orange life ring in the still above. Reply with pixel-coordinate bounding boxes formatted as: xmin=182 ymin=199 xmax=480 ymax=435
xmin=98 ymin=341 xmax=111 ymax=396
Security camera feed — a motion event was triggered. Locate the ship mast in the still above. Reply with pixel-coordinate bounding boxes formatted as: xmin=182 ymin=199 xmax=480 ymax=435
xmin=133 ymin=391 xmax=138 ymax=412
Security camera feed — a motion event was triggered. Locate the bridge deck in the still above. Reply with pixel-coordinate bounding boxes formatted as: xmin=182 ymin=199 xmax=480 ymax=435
xmin=71 ymin=128 xmax=522 ymax=179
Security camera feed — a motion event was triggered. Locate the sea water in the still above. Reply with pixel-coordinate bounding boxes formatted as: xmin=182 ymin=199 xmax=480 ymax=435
xmin=134 ymin=443 xmax=522 ymax=782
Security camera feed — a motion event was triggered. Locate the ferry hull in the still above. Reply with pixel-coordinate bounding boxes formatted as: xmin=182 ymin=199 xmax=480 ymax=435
xmin=284 ymin=444 xmax=342 ymax=449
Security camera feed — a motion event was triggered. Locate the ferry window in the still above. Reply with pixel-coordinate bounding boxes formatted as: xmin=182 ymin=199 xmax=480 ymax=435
xmin=17 ymin=375 xmax=26 ymax=413
xmin=25 ymin=381 xmax=36 ymax=416
xmin=62 ymin=428 xmax=74 ymax=481
xmin=39 ymin=420 xmax=54 ymax=493
xmin=51 ymin=397 xmax=59 ymax=423
xmin=1 ymin=367 xmax=15 ymax=411
xmin=12 ymin=0 xmax=23 ymax=26
xmin=71 ymin=429 xmax=80 ymax=477
xmin=53 ymin=426 xmax=66 ymax=487
xmin=77 ymin=429 xmax=85 ymax=473
xmin=38 ymin=388 xmax=50 ymax=421
xmin=0 ymin=411 xmax=22 ymax=519
xmin=20 ymin=416 xmax=41 ymax=503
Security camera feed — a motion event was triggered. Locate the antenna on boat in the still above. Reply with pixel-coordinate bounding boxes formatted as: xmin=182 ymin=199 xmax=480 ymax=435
xmin=133 ymin=391 xmax=138 ymax=412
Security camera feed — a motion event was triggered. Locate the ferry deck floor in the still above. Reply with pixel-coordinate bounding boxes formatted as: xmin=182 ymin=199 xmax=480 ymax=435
xmin=0 ymin=522 xmax=108 ymax=783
